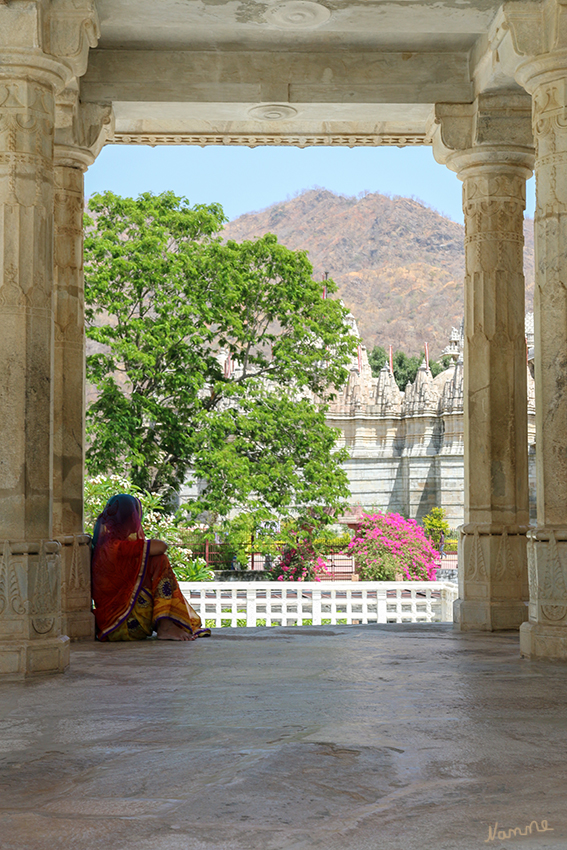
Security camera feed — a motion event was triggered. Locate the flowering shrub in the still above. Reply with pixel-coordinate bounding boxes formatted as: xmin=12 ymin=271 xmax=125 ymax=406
xmin=268 ymin=522 xmax=330 ymax=582
xmin=85 ymin=473 xmax=180 ymax=541
xmin=84 ymin=474 xmax=214 ymax=579
xmin=348 ymin=512 xmax=437 ymax=581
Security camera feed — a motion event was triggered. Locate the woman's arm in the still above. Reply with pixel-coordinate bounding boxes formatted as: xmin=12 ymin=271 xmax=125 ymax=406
xmin=149 ymin=539 xmax=168 ymax=556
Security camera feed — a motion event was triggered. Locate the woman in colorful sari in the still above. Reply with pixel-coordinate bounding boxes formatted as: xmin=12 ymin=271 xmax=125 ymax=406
xmin=92 ymin=494 xmax=210 ymax=642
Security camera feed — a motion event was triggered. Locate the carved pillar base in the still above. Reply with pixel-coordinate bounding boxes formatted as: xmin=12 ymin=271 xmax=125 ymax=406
xmin=0 ymin=540 xmax=70 ymax=679
xmin=57 ymin=534 xmax=94 ymax=640
xmin=454 ymin=525 xmax=529 ymax=631
xmin=520 ymin=530 xmax=567 ymax=658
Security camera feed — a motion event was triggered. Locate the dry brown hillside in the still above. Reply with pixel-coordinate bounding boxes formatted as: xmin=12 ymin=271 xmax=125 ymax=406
xmin=223 ymin=189 xmax=535 ymax=358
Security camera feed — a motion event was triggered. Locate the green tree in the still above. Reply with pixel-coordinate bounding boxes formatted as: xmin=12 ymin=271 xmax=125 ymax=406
xmin=422 ymin=507 xmax=450 ymax=547
xmin=392 ymin=350 xmax=422 ymax=390
xmin=368 ymin=345 xmax=387 ymax=376
xmin=368 ymin=346 xmax=420 ymax=388
xmin=369 ymin=346 xmax=455 ymax=389
xmin=84 ymin=191 xmax=358 ymax=521
xmin=430 ymin=354 xmax=454 ymax=377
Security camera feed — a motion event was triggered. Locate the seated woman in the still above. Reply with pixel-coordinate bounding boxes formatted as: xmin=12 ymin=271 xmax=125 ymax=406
xmin=91 ymin=493 xmax=210 ymax=642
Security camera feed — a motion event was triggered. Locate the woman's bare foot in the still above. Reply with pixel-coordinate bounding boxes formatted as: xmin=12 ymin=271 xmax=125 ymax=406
xmin=156 ymin=619 xmax=196 ymax=641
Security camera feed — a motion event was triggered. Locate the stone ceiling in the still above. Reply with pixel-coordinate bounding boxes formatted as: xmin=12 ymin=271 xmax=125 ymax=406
xmin=80 ymin=1 xmax=526 ymax=145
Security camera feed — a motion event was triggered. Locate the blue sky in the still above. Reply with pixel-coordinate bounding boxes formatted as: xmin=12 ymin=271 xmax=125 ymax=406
xmin=85 ymin=144 xmax=536 ymax=224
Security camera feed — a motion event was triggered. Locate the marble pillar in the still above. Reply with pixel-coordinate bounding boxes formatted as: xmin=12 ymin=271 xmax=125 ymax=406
xmin=53 ymin=144 xmax=93 ymax=640
xmin=0 ymin=59 xmax=70 ymax=676
xmin=0 ymin=1 xmax=99 ymax=675
xmin=505 ymin=6 xmax=567 ymax=656
xmin=52 ymin=95 xmax=112 ymax=640
xmin=432 ymin=95 xmax=534 ymax=630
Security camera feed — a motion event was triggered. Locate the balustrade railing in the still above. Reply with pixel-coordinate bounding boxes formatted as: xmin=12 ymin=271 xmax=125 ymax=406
xmin=179 ymin=581 xmax=458 ymax=628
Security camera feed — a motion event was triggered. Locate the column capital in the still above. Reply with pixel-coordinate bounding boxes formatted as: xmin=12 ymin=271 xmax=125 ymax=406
xmin=503 ymin=0 xmax=567 ymax=90
xmin=0 ymin=0 xmax=99 ymax=91
xmin=430 ymin=92 xmax=534 ymax=177
xmin=55 ymin=86 xmax=114 ymax=170
xmin=49 ymin=0 xmax=100 ymax=80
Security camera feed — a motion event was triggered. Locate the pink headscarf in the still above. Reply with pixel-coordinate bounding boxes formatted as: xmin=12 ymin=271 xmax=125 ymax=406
xmin=91 ymin=494 xmax=149 ymax=640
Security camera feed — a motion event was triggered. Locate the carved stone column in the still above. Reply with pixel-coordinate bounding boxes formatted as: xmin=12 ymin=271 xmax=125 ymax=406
xmin=431 ymin=94 xmax=534 ymax=630
xmin=505 ymin=0 xmax=567 ymax=657
xmin=53 ymin=146 xmax=93 ymax=640
xmin=53 ymin=147 xmax=89 ymax=541
xmin=53 ymin=92 xmax=112 ymax=640
xmin=0 ymin=0 xmax=99 ymax=676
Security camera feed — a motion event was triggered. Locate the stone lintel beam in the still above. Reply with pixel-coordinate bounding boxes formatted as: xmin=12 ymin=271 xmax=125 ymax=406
xmin=81 ymin=48 xmax=472 ymax=105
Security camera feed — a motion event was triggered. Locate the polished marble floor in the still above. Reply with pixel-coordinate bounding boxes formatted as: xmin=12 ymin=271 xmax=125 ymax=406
xmin=0 ymin=624 xmax=565 ymax=850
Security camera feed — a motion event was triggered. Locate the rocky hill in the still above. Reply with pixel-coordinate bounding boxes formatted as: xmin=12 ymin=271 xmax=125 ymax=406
xmin=223 ymin=189 xmax=535 ymax=358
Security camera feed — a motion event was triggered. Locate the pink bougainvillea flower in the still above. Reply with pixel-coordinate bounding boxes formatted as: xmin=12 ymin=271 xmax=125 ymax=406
xmin=349 ymin=510 xmax=437 ymax=581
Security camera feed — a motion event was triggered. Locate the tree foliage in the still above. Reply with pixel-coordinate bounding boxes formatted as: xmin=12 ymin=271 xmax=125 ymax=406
xmin=84 ymin=191 xmax=358 ymax=520
xmin=84 ymin=473 xmax=213 ymax=579
xmin=422 ymin=507 xmax=450 ymax=547
xmin=430 ymin=354 xmax=454 ymax=379
xmin=369 ymin=345 xmax=454 ymax=390
xmin=367 ymin=345 xmax=388 ymax=376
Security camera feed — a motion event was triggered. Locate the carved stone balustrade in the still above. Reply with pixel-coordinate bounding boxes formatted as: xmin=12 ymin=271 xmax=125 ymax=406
xmin=0 ymin=541 xmax=69 ymax=679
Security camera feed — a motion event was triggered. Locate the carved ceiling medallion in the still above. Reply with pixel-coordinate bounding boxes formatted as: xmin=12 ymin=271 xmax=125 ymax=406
xmin=248 ymin=104 xmax=298 ymax=121
xmin=265 ymin=1 xmax=331 ymax=29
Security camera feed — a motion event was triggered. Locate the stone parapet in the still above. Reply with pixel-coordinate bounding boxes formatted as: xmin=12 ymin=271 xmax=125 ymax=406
xmin=520 ymin=528 xmax=567 ymax=658
xmin=57 ymin=533 xmax=94 ymax=640
xmin=455 ymin=525 xmax=529 ymax=631
xmin=0 ymin=540 xmax=70 ymax=678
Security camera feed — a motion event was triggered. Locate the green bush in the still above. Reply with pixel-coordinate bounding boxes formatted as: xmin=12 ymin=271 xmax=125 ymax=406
xmin=313 ymin=528 xmax=352 ymax=554
xmin=85 ymin=473 xmax=213 ymax=578
xmin=172 ymin=558 xmax=214 ymax=582
xmin=181 ymin=512 xmax=283 ymax=569
xmin=267 ymin=517 xmax=331 ymax=581
xmin=357 ymin=553 xmax=397 ymax=581
xmin=422 ymin=507 xmax=450 ymax=547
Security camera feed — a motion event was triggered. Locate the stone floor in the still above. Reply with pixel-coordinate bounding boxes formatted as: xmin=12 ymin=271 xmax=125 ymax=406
xmin=1 ymin=624 xmax=566 ymax=850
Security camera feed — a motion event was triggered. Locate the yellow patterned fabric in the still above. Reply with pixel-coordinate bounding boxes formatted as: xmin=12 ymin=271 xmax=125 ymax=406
xmin=106 ymin=587 xmax=154 ymax=641
xmin=106 ymin=554 xmax=209 ymax=641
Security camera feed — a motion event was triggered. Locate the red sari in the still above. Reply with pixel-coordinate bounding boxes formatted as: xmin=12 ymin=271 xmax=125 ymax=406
xmin=91 ymin=494 xmax=208 ymax=641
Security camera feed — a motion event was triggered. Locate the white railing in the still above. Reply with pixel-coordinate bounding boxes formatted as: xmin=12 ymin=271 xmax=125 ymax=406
xmin=179 ymin=581 xmax=458 ymax=628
